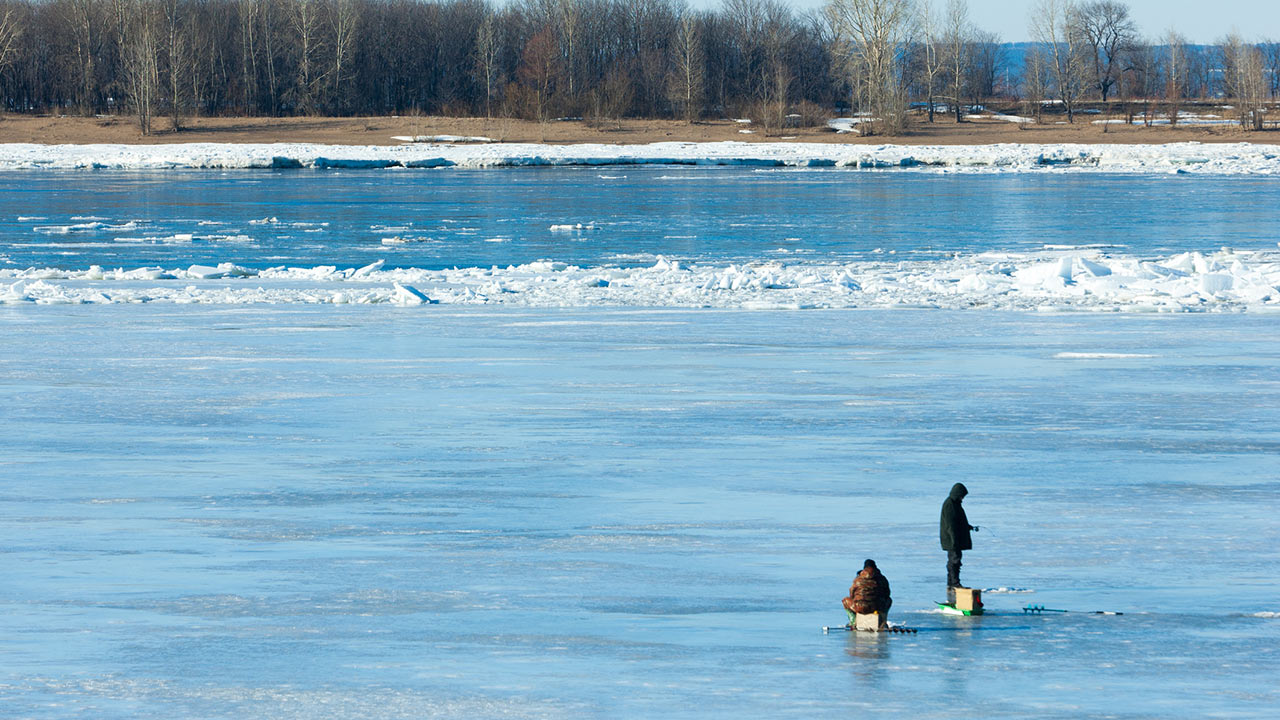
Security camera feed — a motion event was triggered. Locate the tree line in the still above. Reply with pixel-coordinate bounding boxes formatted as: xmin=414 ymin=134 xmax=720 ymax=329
xmin=0 ymin=0 xmax=1275 ymax=135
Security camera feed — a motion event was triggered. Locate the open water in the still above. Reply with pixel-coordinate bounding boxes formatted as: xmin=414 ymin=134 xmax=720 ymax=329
xmin=3 ymin=168 xmax=1280 ymax=270
xmin=1 ymin=168 xmax=1278 ymax=718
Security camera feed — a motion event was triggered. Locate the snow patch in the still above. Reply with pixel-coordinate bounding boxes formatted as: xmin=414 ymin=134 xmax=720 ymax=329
xmin=391 ymin=135 xmax=494 ymax=144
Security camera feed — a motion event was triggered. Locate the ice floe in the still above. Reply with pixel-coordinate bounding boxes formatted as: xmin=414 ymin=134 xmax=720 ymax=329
xmin=33 ymin=221 xmax=142 ymax=234
xmin=3 ymin=247 xmax=1278 ymax=311
xmin=1 ymin=140 xmax=1279 ymax=174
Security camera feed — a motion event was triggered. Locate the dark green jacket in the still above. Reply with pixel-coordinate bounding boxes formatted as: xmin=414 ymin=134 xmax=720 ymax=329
xmin=940 ymin=483 xmax=972 ymax=551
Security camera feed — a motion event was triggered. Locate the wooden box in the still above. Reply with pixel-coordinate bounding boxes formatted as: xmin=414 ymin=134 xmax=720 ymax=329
xmin=954 ymin=587 xmax=983 ymax=612
xmin=854 ymin=612 xmax=886 ymax=631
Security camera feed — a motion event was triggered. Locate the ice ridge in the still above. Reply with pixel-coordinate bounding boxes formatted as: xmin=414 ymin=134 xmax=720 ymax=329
xmin=4 ymin=248 xmax=1278 ymax=311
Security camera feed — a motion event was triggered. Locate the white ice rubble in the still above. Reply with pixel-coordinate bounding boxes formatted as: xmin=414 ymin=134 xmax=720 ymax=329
xmin=1 ymin=140 xmax=1279 ymax=173
xmin=4 ymin=247 xmax=1279 ymax=311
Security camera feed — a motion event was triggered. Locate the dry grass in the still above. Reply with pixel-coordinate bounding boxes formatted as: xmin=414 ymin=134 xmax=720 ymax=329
xmin=0 ymin=107 xmax=1276 ymax=147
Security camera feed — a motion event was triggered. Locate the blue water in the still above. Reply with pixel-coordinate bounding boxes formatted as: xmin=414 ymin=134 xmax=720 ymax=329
xmin=2 ymin=169 xmax=1279 ymax=718
xmin=3 ymin=168 xmax=1279 ymax=270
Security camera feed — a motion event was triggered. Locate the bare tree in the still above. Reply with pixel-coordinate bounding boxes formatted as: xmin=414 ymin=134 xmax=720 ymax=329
xmin=721 ymin=0 xmax=770 ymax=119
xmin=328 ymin=0 xmax=358 ymax=113
xmin=591 ymin=62 xmax=633 ymax=127
xmin=1186 ymin=43 xmax=1213 ymax=99
xmin=0 ymin=0 xmax=1035 ymax=124
xmin=1163 ymin=29 xmax=1187 ymax=126
xmin=760 ymin=1 xmax=795 ymax=133
xmin=122 ymin=0 xmax=160 ymax=133
xmin=1076 ymin=0 xmax=1135 ymax=101
xmin=64 ymin=0 xmax=103 ymax=114
xmin=824 ymin=0 xmax=914 ymax=135
xmin=517 ymin=25 xmax=558 ymax=122
xmin=0 ymin=4 xmax=23 ymax=84
xmin=667 ymin=8 xmax=704 ymax=122
xmin=941 ymin=0 xmax=970 ymax=122
xmin=556 ymin=0 xmax=579 ymax=103
xmin=289 ymin=0 xmax=325 ymax=114
xmin=159 ymin=0 xmax=186 ymax=130
xmin=967 ymin=29 xmax=1000 ymax=102
xmin=235 ymin=0 xmax=259 ymax=114
xmin=475 ymin=10 xmax=500 ymax=117
xmin=1261 ymin=39 xmax=1280 ymax=100
xmin=1030 ymin=0 xmax=1088 ymax=122
xmin=1122 ymin=37 xmax=1156 ymax=126
xmin=1219 ymin=32 xmax=1266 ymax=130
xmin=260 ymin=0 xmax=282 ymax=114
xmin=1022 ymin=42 xmax=1049 ymax=123
xmin=916 ymin=0 xmax=942 ymax=121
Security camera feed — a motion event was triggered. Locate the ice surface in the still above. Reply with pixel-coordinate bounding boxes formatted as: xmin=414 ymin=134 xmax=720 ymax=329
xmin=1054 ymin=352 xmax=1157 ymax=359
xmin=2 ymin=140 xmax=1280 ymax=174
xmin=2 ymin=306 xmax=1278 ymax=718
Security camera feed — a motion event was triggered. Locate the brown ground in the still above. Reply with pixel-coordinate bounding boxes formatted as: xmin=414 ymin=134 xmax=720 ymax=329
xmin=1 ymin=109 xmax=1276 ymax=146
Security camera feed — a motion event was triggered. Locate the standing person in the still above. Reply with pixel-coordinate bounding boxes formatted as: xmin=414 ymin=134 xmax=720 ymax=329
xmin=940 ymin=483 xmax=978 ymax=595
xmin=842 ymin=559 xmax=892 ymax=628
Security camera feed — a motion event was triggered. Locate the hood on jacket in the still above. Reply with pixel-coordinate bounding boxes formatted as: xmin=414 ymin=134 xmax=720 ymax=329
xmin=949 ymin=483 xmax=968 ymax=501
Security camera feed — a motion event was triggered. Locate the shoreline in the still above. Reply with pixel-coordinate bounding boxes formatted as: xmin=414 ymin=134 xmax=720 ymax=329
xmin=2 ymin=113 xmax=1276 ymax=147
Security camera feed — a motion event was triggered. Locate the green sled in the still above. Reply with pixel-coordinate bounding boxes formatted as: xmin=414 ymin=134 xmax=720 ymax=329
xmin=937 ymin=602 xmax=984 ymax=616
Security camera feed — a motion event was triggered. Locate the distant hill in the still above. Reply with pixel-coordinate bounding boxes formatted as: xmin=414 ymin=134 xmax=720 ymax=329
xmin=998 ymin=42 xmax=1220 ymax=77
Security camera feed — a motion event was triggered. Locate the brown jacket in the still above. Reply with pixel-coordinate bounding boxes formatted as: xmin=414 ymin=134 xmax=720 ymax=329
xmin=844 ymin=567 xmax=892 ymax=614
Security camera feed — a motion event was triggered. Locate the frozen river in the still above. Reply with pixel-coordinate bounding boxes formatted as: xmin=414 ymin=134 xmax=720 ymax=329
xmin=2 ymin=165 xmax=1279 ymax=718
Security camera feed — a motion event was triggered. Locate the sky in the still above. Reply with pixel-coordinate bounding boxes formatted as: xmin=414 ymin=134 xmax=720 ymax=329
xmin=714 ymin=0 xmax=1280 ymax=44
xmin=965 ymin=0 xmax=1280 ymax=44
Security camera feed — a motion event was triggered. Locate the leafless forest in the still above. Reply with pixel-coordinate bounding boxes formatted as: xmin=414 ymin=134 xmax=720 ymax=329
xmin=0 ymin=0 xmax=1275 ymax=135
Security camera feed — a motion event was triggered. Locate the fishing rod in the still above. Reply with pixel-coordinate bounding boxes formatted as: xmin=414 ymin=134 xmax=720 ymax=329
xmin=1024 ymin=604 xmax=1123 ymax=616
xmin=823 ymin=624 xmax=917 ymax=634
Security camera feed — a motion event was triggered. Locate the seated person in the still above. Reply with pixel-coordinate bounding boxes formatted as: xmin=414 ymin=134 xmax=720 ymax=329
xmin=842 ymin=559 xmax=893 ymax=628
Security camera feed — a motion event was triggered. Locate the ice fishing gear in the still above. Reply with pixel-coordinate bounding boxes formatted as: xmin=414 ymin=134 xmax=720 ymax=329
xmin=938 ymin=587 xmax=984 ymax=615
xmin=1024 ymin=604 xmax=1122 ymax=615
xmin=936 ymin=602 xmax=984 ymax=616
xmin=823 ymin=624 xmax=917 ymax=634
